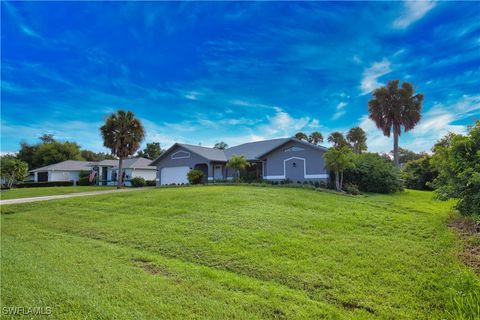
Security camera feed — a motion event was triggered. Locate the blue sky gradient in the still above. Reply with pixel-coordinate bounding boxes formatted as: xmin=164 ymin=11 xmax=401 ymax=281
xmin=1 ymin=1 xmax=479 ymax=154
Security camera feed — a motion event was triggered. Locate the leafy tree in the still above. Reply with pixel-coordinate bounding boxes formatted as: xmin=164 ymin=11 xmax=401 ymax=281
xmin=308 ymin=132 xmax=324 ymax=145
xmin=327 ymin=132 xmax=349 ymax=149
xmin=34 ymin=141 xmax=83 ymax=167
xmin=226 ymin=154 xmax=249 ymax=182
xmin=100 ymin=110 xmax=145 ymax=189
xmin=402 ymin=155 xmax=437 ymax=190
xmin=137 ymin=142 xmax=162 ymax=160
xmin=395 ymin=147 xmax=424 ymax=164
xmin=294 ymin=132 xmax=308 ymax=141
xmin=39 ymin=133 xmax=56 ymax=143
xmin=368 ymin=80 xmax=423 ymax=166
xmin=17 ymin=142 xmax=39 ymax=169
xmin=81 ymin=150 xmax=117 ymax=161
xmin=324 ymin=146 xmax=355 ymax=191
xmin=344 ymin=153 xmax=403 ymax=193
xmin=431 ymin=121 xmax=480 ymax=215
xmin=213 ymin=141 xmax=228 ymax=150
xmin=0 ymin=156 xmax=28 ymax=187
xmin=346 ymin=127 xmax=367 ymax=154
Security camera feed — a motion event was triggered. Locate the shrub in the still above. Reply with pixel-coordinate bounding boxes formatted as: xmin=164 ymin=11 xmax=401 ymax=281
xmin=131 ymin=177 xmax=146 ymax=188
xmin=16 ymin=181 xmax=74 ymax=188
xmin=344 ymin=153 xmax=403 ymax=193
xmin=344 ymin=183 xmax=361 ymax=195
xmin=187 ymin=169 xmax=204 ymax=185
xmin=145 ymin=180 xmax=156 ymax=186
xmin=402 ymin=155 xmax=438 ymax=190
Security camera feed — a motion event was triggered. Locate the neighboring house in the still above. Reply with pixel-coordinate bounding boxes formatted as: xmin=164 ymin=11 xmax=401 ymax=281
xmin=30 ymin=160 xmax=93 ymax=183
xmin=93 ymin=158 xmax=156 ymax=186
xmin=30 ymin=158 xmax=156 ymax=186
xmin=151 ymin=137 xmax=328 ymax=186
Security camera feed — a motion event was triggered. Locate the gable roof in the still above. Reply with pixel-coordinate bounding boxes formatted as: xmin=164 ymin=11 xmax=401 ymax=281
xmin=94 ymin=157 xmax=155 ymax=169
xmin=151 ymin=137 xmax=327 ymax=165
xmin=30 ymin=160 xmax=94 ymax=172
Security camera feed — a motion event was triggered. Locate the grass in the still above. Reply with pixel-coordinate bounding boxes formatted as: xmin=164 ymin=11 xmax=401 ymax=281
xmin=0 ymin=186 xmax=115 ymax=200
xmin=1 ymin=186 xmax=478 ymax=319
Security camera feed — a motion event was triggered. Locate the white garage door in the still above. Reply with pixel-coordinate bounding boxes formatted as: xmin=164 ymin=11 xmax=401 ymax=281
xmin=161 ymin=166 xmax=190 ymax=185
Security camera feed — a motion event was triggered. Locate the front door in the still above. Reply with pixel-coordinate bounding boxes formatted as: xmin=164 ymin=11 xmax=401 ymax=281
xmin=214 ymin=165 xmax=223 ymax=180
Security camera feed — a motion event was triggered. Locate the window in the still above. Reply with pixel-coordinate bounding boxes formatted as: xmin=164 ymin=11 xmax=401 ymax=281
xmin=284 ymin=146 xmax=305 ymax=152
xmin=171 ymin=150 xmax=190 ymax=159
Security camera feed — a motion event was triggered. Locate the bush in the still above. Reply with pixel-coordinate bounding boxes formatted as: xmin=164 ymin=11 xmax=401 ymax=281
xmin=145 ymin=180 xmax=156 ymax=186
xmin=402 ymin=155 xmax=438 ymax=190
xmin=131 ymin=177 xmax=146 ymax=188
xmin=344 ymin=153 xmax=403 ymax=193
xmin=187 ymin=169 xmax=204 ymax=185
xmin=15 ymin=181 xmax=74 ymax=188
xmin=344 ymin=183 xmax=361 ymax=195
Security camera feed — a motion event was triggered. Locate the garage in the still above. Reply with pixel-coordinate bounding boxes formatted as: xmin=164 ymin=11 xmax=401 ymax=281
xmin=160 ymin=166 xmax=190 ymax=185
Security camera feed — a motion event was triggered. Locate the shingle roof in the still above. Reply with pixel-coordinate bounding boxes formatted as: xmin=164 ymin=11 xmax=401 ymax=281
xmin=225 ymin=138 xmax=291 ymax=160
xmin=95 ymin=157 xmax=156 ymax=169
xmin=30 ymin=160 xmax=94 ymax=172
xmin=178 ymin=143 xmax=228 ymax=162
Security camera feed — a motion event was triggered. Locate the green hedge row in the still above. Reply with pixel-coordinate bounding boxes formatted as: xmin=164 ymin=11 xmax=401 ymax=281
xmin=15 ymin=181 xmax=74 ymax=188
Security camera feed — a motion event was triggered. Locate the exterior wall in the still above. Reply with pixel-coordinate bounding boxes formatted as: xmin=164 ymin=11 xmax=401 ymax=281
xmin=154 ymin=146 xmax=212 ymax=186
xmin=262 ymin=141 xmax=328 ymax=182
xmin=49 ymin=171 xmax=72 ymax=182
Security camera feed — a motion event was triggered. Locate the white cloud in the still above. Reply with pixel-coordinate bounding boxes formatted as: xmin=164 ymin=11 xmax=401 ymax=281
xmin=332 ymin=110 xmax=347 ymax=120
xmin=360 ymin=59 xmax=391 ymax=95
xmin=393 ymin=1 xmax=436 ymax=29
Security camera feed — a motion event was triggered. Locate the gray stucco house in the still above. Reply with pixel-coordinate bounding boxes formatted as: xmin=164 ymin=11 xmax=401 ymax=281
xmin=150 ymin=137 xmax=328 ymax=186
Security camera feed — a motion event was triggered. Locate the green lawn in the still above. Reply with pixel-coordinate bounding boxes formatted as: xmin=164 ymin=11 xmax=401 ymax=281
xmin=1 ymin=186 xmax=478 ymax=319
xmin=0 ymin=186 xmax=115 ymax=200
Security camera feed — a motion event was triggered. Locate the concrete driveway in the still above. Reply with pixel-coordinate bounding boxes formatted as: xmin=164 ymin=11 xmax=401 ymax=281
xmin=0 ymin=187 xmax=154 ymax=205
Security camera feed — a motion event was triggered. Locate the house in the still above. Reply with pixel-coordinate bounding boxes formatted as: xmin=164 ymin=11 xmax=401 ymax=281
xmin=30 ymin=158 xmax=156 ymax=185
xmin=93 ymin=158 xmax=156 ymax=186
xmin=151 ymin=137 xmax=328 ymax=186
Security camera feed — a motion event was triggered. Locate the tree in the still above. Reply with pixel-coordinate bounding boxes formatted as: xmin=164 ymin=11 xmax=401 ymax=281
xmin=214 ymin=141 xmax=228 ymax=150
xmin=327 ymin=132 xmax=349 ymax=149
xmin=431 ymin=121 xmax=480 ymax=215
xmin=39 ymin=133 xmax=56 ymax=143
xmin=294 ymin=132 xmax=308 ymax=141
xmin=368 ymin=80 xmax=423 ymax=167
xmin=308 ymin=132 xmax=324 ymax=145
xmin=137 ymin=142 xmax=162 ymax=160
xmin=395 ymin=147 xmax=424 ymax=164
xmin=34 ymin=141 xmax=83 ymax=167
xmin=0 ymin=156 xmax=28 ymax=188
xmin=100 ymin=110 xmax=145 ymax=189
xmin=81 ymin=150 xmax=117 ymax=161
xmin=346 ymin=127 xmax=367 ymax=154
xmin=226 ymin=154 xmax=249 ymax=182
xmin=324 ymin=146 xmax=355 ymax=191
xmin=17 ymin=142 xmax=39 ymax=170
xmin=402 ymin=155 xmax=437 ymax=190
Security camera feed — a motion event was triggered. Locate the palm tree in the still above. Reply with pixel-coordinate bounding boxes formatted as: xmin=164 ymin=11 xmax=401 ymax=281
xmin=327 ymin=132 xmax=349 ymax=149
xmin=214 ymin=141 xmax=228 ymax=150
xmin=100 ymin=110 xmax=145 ymax=188
xmin=308 ymin=132 xmax=324 ymax=145
xmin=368 ymin=80 xmax=423 ymax=166
xmin=324 ymin=146 xmax=355 ymax=191
xmin=294 ymin=132 xmax=308 ymax=141
xmin=226 ymin=154 xmax=249 ymax=182
xmin=346 ymin=127 xmax=367 ymax=154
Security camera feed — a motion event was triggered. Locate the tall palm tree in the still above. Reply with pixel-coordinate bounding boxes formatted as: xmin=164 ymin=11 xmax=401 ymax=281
xmin=294 ymin=132 xmax=308 ymax=141
xmin=346 ymin=127 xmax=367 ymax=154
xmin=328 ymin=132 xmax=349 ymax=149
xmin=368 ymin=80 xmax=423 ymax=166
xmin=308 ymin=131 xmax=324 ymax=145
xmin=100 ymin=110 xmax=145 ymax=188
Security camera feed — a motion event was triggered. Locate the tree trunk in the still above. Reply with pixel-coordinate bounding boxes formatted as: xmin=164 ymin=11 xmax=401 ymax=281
xmin=340 ymin=171 xmax=344 ymax=191
xmin=335 ymin=170 xmax=340 ymax=191
xmin=393 ymin=130 xmax=399 ymax=167
xmin=117 ymin=157 xmax=124 ymax=189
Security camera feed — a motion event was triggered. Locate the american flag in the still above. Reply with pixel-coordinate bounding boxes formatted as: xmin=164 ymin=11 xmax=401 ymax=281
xmin=88 ymin=169 xmax=97 ymax=183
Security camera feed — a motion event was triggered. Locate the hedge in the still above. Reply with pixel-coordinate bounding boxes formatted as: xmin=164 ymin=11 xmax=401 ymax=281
xmin=15 ymin=181 xmax=74 ymax=188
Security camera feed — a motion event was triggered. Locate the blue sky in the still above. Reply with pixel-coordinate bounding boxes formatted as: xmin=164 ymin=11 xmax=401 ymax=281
xmin=1 ymin=1 xmax=479 ymax=154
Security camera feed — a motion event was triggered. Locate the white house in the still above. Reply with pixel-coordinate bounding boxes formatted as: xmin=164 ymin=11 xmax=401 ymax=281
xmin=30 ymin=158 xmax=156 ymax=186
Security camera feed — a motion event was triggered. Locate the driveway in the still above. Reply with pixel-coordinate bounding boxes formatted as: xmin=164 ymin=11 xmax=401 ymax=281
xmin=0 ymin=187 xmax=154 ymax=205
